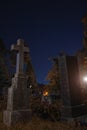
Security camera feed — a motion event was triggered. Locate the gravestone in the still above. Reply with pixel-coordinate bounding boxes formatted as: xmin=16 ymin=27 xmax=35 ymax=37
xmin=3 ymin=39 xmax=31 ymax=126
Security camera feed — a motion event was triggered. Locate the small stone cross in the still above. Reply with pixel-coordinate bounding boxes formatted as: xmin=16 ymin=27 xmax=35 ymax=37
xmin=11 ymin=39 xmax=29 ymax=74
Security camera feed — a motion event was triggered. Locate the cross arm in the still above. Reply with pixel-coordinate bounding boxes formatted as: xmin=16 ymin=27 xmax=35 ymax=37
xmin=11 ymin=44 xmax=19 ymax=51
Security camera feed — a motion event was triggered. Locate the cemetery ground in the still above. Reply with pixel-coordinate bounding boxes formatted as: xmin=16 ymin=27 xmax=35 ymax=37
xmin=0 ymin=112 xmax=87 ymax=130
xmin=0 ymin=98 xmax=87 ymax=130
xmin=0 ymin=111 xmax=86 ymax=130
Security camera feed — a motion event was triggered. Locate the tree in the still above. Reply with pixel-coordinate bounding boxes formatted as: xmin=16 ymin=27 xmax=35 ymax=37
xmin=46 ymin=58 xmax=60 ymax=91
xmin=26 ymin=59 xmax=37 ymax=88
xmin=0 ymin=38 xmax=10 ymax=96
xmin=0 ymin=38 xmax=7 ymax=54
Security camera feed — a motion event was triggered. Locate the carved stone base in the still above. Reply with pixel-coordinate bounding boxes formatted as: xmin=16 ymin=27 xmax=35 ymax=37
xmin=3 ymin=109 xmax=31 ymax=126
xmin=3 ymin=74 xmax=31 ymax=126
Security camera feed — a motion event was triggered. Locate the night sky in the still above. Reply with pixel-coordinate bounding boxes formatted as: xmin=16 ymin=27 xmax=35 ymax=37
xmin=0 ymin=0 xmax=87 ymax=84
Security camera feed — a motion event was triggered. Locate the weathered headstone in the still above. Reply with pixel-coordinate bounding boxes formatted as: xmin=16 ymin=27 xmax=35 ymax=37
xmin=3 ymin=39 xmax=31 ymax=126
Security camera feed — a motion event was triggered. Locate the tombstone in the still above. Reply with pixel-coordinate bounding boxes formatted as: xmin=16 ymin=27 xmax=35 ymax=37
xmin=3 ymin=39 xmax=31 ymax=126
xmin=58 ymin=54 xmax=87 ymax=121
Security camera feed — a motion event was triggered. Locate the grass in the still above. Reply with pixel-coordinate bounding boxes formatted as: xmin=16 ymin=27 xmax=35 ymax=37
xmin=0 ymin=98 xmax=87 ymax=130
xmin=0 ymin=111 xmax=87 ymax=130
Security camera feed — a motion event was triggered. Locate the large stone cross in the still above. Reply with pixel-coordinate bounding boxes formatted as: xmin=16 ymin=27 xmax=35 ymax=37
xmin=11 ymin=39 xmax=29 ymax=74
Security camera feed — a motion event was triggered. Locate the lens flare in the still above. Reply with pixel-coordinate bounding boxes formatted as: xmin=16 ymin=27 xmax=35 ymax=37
xmin=83 ymin=76 xmax=87 ymax=82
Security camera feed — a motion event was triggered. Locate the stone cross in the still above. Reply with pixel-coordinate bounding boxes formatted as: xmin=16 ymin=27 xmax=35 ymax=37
xmin=11 ymin=39 xmax=29 ymax=74
xmin=3 ymin=39 xmax=31 ymax=126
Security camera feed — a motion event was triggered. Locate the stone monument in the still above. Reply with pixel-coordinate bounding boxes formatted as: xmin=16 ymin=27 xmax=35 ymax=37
xmin=3 ymin=39 xmax=31 ymax=126
xmin=58 ymin=54 xmax=87 ymax=120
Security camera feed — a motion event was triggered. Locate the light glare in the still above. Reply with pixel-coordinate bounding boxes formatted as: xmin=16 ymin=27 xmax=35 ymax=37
xmin=83 ymin=76 xmax=87 ymax=82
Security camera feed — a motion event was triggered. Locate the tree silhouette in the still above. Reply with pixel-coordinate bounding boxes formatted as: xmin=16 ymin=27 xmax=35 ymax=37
xmin=46 ymin=58 xmax=60 ymax=91
xmin=0 ymin=38 xmax=10 ymax=95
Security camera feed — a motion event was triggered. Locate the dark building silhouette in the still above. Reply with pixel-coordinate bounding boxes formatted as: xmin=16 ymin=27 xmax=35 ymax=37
xmin=58 ymin=54 xmax=87 ymax=120
xmin=76 ymin=15 xmax=87 ymax=91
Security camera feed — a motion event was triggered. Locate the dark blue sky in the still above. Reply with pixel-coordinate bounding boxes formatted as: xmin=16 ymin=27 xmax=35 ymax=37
xmin=0 ymin=0 xmax=87 ymax=83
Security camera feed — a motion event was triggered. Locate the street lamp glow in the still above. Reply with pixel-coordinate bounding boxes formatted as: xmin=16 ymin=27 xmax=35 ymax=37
xmin=43 ymin=91 xmax=49 ymax=96
xmin=29 ymin=85 xmax=32 ymax=88
xmin=83 ymin=76 xmax=87 ymax=82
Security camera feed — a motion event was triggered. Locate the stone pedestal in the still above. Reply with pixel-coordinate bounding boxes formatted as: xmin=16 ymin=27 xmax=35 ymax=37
xmin=3 ymin=74 xmax=31 ymax=126
xmin=61 ymin=104 xmax=87 ymax=121
xmin=3 ymin=110 xmax=31 ymax=126
xmin=58 ymin=55 xmax=87 ymax=121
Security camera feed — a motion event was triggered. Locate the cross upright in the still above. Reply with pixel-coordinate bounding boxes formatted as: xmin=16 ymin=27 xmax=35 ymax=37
xmin=11 ymin=39 xmax=29 ymax=75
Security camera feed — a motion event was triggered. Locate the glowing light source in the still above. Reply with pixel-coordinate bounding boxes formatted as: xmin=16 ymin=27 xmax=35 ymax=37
xmin=43 ymin=91 xmax=48 ymax=96
xmin=83 ymin=76 xmax=87 ymax=82
xmin=29 ymin=85 xmax=32 ymax=88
